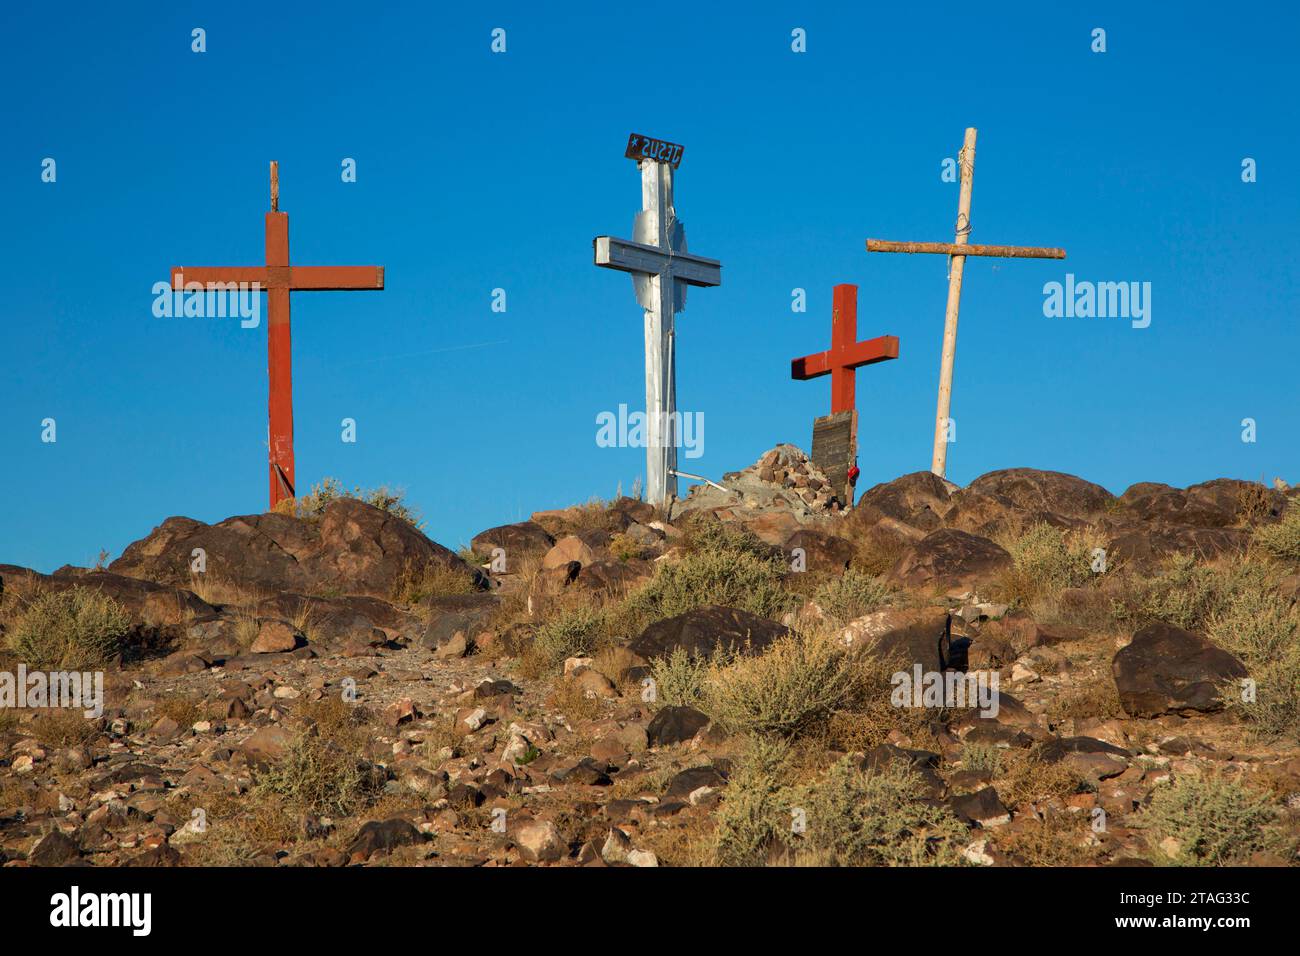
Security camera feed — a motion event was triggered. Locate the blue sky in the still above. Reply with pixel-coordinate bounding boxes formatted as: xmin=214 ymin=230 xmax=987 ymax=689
xmin=2 ymin=1 xmax=1296 ymax=572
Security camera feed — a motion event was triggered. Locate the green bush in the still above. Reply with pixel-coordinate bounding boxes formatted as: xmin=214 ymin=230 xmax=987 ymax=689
xmin=714 ymin=742 xmax=969 ymax=867
xmin=813 ymin=569 xmax=893 ymax=626
xmin=286 ymin=477 xmax=425 ymax=530
xmin=648 ymin=646 xmax=713 ymax=708
xmin=1208 ymin=588 xmax=1300 ymax=739
xmin=713 ymin=737 xmax=797 ymax=866
xmin=1254 ymin=507 xmax=1300 ymax=562
xmin=7 ymin=587 xmax=130 ymax=669
xmin=1137 ymin=554 xmax=1272 ymax=631
xmin=1005 ymin=522 xmax=1096 ymax=598
xmin=1141 ymin=772 xmax=1286 ymax=866
xmin=529 ymin=605 xmax=608 ymax=672
xmin=254 ymin=731 xmax=381 ymax=816
xmin=788 ymin=757 xmax=969 ymax=867
xmin=701 ymin=629 xmax=866 ymax=739
xmin=620 ymin=521 xmax=792 ymax=627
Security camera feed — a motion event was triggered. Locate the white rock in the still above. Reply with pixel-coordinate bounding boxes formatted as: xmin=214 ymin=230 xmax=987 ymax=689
xmin=463 ymin=707 xmax=488 ymax=731
xmin=626 ymin=849 xmax=659 ymax=867
xmin=962 ymin=840 xmax=995 ymax=866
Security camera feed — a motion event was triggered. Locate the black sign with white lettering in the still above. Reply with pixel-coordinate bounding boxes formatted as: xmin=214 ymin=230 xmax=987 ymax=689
xmin=625 ymin=133 xmax=684 ymax=167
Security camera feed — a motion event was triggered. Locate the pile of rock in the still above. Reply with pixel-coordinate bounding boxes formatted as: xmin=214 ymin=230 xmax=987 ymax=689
xmin=677 ymin=444 xmax=843 ymax=521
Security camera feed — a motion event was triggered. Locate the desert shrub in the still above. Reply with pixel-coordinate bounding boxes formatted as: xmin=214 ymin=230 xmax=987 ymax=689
xmin=850 ymin=532 xmax=907 ymax=577
xmin=1208 ymin=587 xmax=1300 ymax=738
xmin=1048 ymin=670 xmax=1126 ymax=723
xmin=701 ymin=629 xmax=866 ymax=739
xmin=788 ymin=757 xmax=969 ymax=866
xmin=992 ymin=750 xmax=1088 ymax=807
xmin=997 ymin=812 xmax=1100 ymax=866
xmin=1254 ymin=507 xmax=1300 ymax=562
xmin=250 ymin=702 xmax=379 ymax=816
xmin=999 ymin=522 xmax=1099 ymax=604
xmin=714 ymin=743 xmax=968 ymax=867
xmin=960 ymin=742 xmax=1005 ymax=775
xmin=608 ymin=532 xmax=647 ymax=562
xmin=1140 ymin=772 xmax=1286 ymax=866
xmin=648 ymin=647 xmax=713 ymax=708
xmin=7 ymin=587 xmax=130 ymax=669
xmin=391 ymin=558 xmax=477 ymax=605
xmin=713 ymin=737 xmax=798 ymax=866
xmin=32 ymin=709 xmax=101 ymax=748
xmin=813 ymin=570 xmax=893 ymax=626
xmin=526 ymin=606 xmax=608 ymax=674
xmin=1134 ymin=553 xmax=1273 ymax=631
xmin=620 ymin=522 xmax=792 ymax=627
xmin=280 ymin=477 xmax=424 ymax=529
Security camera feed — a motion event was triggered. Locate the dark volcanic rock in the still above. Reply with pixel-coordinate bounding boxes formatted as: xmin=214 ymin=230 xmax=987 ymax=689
xmin=888 ymin=529 xmax=1012 ymax=594
xmin=784 ymin=529 xmax=855 ymax=573
xmin=853 ymin=471 xmax=954 ymax=531
xmin=646 ymin=706 xmax=711 ymax=747
xmin=1112 ymin=622 xmax=1248 ymax=717
xmin=29 ymin=830 xmax=83 ymax=867
xmin=628 ymin=605 xmax=788 ymax=662
xmin=470 ymin=521 xmax=556 ymax=560
xmin=346 ymin=818 xmax=428 ymax=861
xmin=110 ymin=497 xmax=476 ymax=600
xmin=965 ymin=468 xmax=1116 ymax=524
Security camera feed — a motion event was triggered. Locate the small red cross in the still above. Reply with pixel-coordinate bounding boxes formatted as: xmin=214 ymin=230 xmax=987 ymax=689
xmin=791 ymin=284 xmax=898 ymax=414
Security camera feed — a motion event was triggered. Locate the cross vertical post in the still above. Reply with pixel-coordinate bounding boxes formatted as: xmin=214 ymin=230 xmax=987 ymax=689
xmin=933 ymin=127 xmax=977 ymax=478
xmin=594 ymin=135 xmax=721 ymax=510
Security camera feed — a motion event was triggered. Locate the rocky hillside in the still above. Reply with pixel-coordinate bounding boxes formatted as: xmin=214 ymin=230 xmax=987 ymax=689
xmin=2 ymin=453 xmax=1298 ymax=867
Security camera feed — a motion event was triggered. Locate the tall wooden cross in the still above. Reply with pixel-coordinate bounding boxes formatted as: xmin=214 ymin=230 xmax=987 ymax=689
xmin=791 ymin=284 xmax=898 ymax=503
xmin=171 ymin=162 xmax=384 ymax=510
xmin=594 ymin=135 xmax=721 ymax=509
xmin=866 ymin=127 xmax=1065 ymax=478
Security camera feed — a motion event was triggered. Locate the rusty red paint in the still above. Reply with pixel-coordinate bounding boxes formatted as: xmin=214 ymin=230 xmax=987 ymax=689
xmin=791 ymin=284 xmax=898 ymax=415
xmin=171 ymin=164 xmax=384 ymax=510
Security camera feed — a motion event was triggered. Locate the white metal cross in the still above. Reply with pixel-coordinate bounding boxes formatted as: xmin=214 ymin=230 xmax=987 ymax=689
xmin=594 ymin=158 xmax=721 ymax=508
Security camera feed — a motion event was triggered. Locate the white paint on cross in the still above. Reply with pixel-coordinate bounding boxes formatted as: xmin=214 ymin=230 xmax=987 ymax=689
xmin=594 ymin=155 xmax=721 ymax=508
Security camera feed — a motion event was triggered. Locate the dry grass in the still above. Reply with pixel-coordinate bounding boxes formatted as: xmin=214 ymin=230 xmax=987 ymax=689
xmin=996 ymin=811 xmax=1101 ymax=866
xmin=6 ymin=586 xmax=131 ymax=669
xmin=990 ymin=750 xmax=1088 ymax=808
xmin=31 ymin=709 xmax=102 ymax=748
xmin=391 ymin=558 xmax=477 ymax=606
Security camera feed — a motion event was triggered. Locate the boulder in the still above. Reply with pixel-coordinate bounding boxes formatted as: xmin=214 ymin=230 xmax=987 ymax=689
xmin=853 ymin=471 xmax=954 ymax=531
xmin=109 ymin=497 xmax=474 ymax=600
xmin=470 ymin=521 xmax=555 ymax=561
xmin=1111 ymin=622 xmax=1248 ymax=717
xmin=542 ymin=535 xmax=597 ymax=570
xmin=784 ymin=529 xmax=854 ymax=573
xmin=888 ymin=529 xmax=1012 ymax=595
xmin=646 ymin=706 xmax=710 ymax=746
xmin=514 ymin=820 xmax=564 ymax=863
xmin=628 ymin=605 xmax=789 ymax=662
xmin=839 ymin=607 xmax=950 ymax=669
xmin=965 ymin=468 xmax=1116 ymax=524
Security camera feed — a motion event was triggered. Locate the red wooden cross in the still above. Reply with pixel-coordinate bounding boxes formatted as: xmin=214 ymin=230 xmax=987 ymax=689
xmin=171 ymin=162 xmax=384 ymax=510
xmin=791 ymin=284 xmax=899 ymax=414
